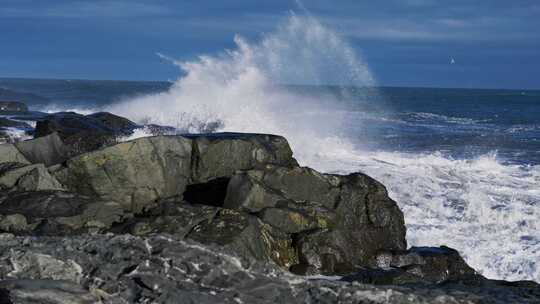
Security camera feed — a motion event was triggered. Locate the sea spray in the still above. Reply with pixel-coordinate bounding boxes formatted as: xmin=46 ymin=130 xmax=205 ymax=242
xmin=107 ymin=14 xmax=539 ymax=282
xmin=107 ymin=14 xmax=376 ymax=165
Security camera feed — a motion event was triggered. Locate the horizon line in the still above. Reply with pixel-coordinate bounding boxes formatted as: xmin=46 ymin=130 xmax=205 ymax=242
xmin=0 ymin=76 xmax=538 ymax=92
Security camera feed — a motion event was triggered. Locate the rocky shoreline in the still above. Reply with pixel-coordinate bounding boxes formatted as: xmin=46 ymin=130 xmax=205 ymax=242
xmin=0 ymin=105 xmax=539 ymax=303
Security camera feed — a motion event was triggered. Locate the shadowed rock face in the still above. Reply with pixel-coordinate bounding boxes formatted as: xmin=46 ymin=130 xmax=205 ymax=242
xmin=0 ymin=129 xmax=538 ymax=303
xmin=224 ymin=165 xmax=407 ymax=274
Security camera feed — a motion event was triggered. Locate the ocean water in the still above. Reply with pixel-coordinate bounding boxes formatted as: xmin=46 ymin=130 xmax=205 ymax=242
xmin=1 ymin=14 xmax=539 ymax=283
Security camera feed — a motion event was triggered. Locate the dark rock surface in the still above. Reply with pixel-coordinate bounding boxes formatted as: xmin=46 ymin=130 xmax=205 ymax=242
xmin=0 ymin=234 xmax=537 ymax=304
xmin=34 ymin=112 xmax=139 ymax=155
xmin=0 ymin=191 xmax=126 ymax=235
xmin=225 ymin=165 xmax=406 ymax=274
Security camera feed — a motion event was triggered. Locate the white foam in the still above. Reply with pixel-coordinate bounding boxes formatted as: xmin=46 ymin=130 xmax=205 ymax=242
xmin=317 ymin=150 xmax=540 ymax=282
xmin=0 ymin=127 xmax=33 ymax=143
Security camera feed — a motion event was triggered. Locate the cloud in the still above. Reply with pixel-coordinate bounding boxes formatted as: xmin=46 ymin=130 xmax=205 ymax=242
xmin=0 ymin=0 xmax=169 ymax=18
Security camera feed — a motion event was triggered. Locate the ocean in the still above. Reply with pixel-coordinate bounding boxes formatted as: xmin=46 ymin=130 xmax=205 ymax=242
xmin=0 ymin=14 xmax=538 ymax=283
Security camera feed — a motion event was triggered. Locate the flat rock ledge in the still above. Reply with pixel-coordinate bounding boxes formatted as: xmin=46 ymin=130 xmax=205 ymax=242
xmin=0 ymin=124 xmax=538 ymax=303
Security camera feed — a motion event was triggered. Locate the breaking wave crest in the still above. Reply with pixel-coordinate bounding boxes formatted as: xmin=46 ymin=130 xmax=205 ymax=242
xmin=106 ymin=14 xmax=539 ymax=282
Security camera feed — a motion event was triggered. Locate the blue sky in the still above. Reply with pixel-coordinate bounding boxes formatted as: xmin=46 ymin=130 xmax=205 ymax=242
xmin=1 ymin=0 xmax=539 ymax=89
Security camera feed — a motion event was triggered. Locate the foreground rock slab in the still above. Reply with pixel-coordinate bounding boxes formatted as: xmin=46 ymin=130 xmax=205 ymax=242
xmin=0 ymin=234 xmax=537 ymax=304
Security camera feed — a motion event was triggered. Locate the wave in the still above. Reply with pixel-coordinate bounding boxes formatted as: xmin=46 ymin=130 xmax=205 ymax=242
xmin=320 ymin=150 xmax=539 ymax=282
xmin=406 ymin=112 xmax=491 ymax=125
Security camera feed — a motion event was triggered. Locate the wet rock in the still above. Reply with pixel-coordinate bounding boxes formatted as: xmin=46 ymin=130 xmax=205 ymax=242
xmin=112 ymin=202 xmax=298 ymax=268
xmin=35 ymin=112 xmax=139 ymax=155
xmin=366 ymin=246 xmax=480 ymax=284
xmin=0 ymin=191 xmax=126 ymax=235
xmin=14 ymin=133 xmax=70 ymax=166
xmin=0 ymin=234 xmax=536 ymax=304
xmin=0 ymin=102 xmax=28 ymax=113
xmin=0 ymin=163 xmax=64 ymax=192
xmin=0 ymin=280 xmax=97 ymax=304
xmin=224 ymin=165 xmax=407 ymax=274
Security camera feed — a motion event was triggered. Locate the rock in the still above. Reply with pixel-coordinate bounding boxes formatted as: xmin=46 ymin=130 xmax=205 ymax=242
xmin=224 ymin=165 xmax=407 ymax=275
xmin=0 ymin=102 xmax=28 ymax=113
xmin=374 ymin=246 xmax=479 ymax=282
xmin=0 ymin=163 xmax=64 ymax=192
xmin=0 ymin=145 xmax=29 ymax=165
xmin=0 ymin=191 xmax=126 ymax=235
xmin=55 ymin=133 xmax=297 ymax=212
xmin=14 ymin=133 xmax=70 ymax=167
xmin=86 ymin=112 xmax=138 ymax=132
xmin=0 ymin=280 xmax=97 ymax=304
xmin=186 ymin=133 xmax=298 ymax=183
xmin=35 ymin=112 xmax=138 ymax=155
xmin=0 ymin=234 xmax=537 ymax=304
xmin=110 ymin=201 xmax=298 ymax=268
xmin=55 ymin=136 xmax=193 ymax=212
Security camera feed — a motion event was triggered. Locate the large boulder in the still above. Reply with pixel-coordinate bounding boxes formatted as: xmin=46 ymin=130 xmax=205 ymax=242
xmin=54 ymin=133 xmax=297 ymax=212
xmin=0 ymin=191 xmax=126 ymax=235
xmin=34 ymin=112 xmax=139 ymax=155
xmin=185 ymin=133 xmax=298 ymax=182
xmin=224 ymin=165 xmax=407 ymax=274
xmin=55 ymin=136 xmax=193 ymax=212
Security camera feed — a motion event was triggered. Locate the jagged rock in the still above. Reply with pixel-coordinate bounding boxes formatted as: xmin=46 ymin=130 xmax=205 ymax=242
xmin=14 ymin=133 xmax=70 ymax=166
xmin=54 ymin=133 xmax=297 ymax=212
xmin=0 ymin=163 xmax=64 ymax=192
xmin=0 ymin=280 xmax=98 ymax=304
xmin=86 ymin=112 xmax=138 ymax=132
xmin=0 ymin=234 xmax=537 ymax=304
xmin=0 ymin=102 xmax=28 ymax=113
xmin=110 ymin=201 xmax=298 ymax=268
xmin=0 ymin=145 xmax=29 ymax=165
xmin=342 ymin=246 xmax=480 ymax=285
xmin=0 ymin=191 xmax=126 ymax=235
xmin=35 ymin=112 xmax=138 ymax=155
xmin=224 ymin=165 xmax=407 ymax=274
